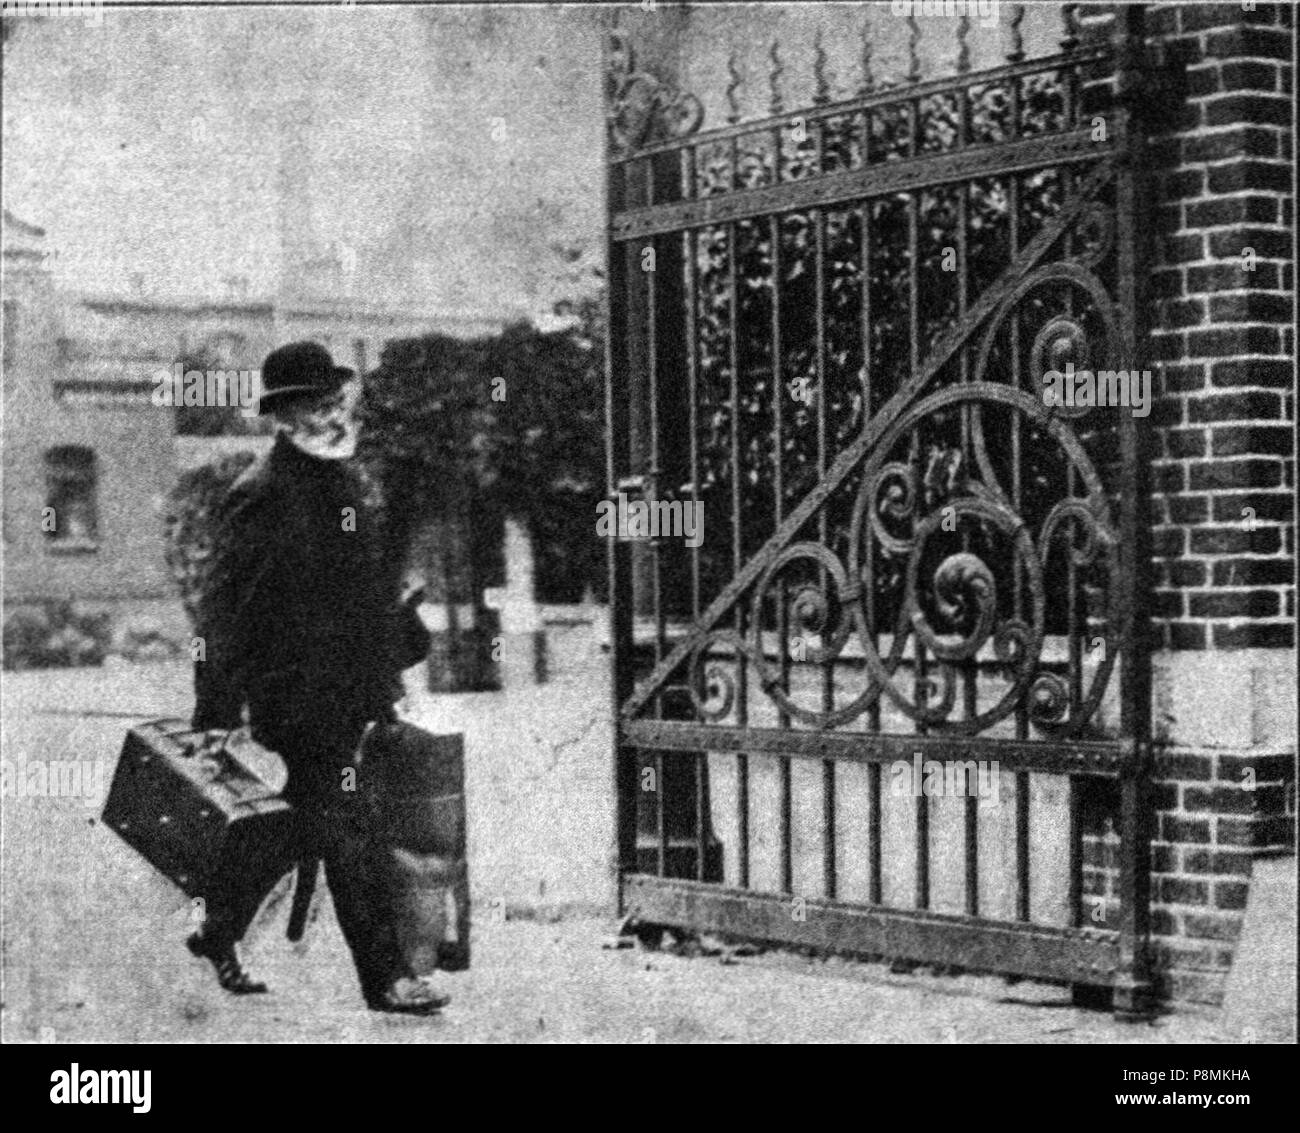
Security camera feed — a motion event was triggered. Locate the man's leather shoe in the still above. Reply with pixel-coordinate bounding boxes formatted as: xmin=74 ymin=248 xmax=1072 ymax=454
xmin=366 ymin=977 xmax=451 ymax=1015
xmin=187 ymin=932 xmax=269 ymax=995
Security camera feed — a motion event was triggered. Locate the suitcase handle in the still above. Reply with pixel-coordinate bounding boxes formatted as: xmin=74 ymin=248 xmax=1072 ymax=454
xmin=182 ymin=726 xmax=287 ymax=803
xmin=141 ymin=717 xmax=199 ymax=740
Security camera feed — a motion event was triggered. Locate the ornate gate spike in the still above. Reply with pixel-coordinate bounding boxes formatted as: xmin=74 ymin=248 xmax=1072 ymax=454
xmin=858 ymin=13 xmax=875 ymax=95
xmin=1007 ymin=3 xmax=1026 ymax=63
xmin=906 ymin=12 xmax=922 ymax=84
xmin=768 ymin=40 xmax=785 ymax=115
xmin=605 ymin=27 xmax=704 ymax=156
xmin=726 ymin=50 xmax=742 ymax=125
xmin=1060 ymin=3 xmax=1081 ymax=52
xmin=956 ymin=10 xmax=972 ymax=75
xmin=813 ymin=28 xmax=831 ymax=106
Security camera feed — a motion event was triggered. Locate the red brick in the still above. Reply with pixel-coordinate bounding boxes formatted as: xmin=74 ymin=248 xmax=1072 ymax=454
xmin=1187 ymin=262 xmax=1280 ymax=291
xmin=1206 ymin=160 xmax=1293 ymax=193
xmin=1206 ymin=485 xmax=1289 ymax=522
xmin=1151 ymin=843 xmax=1178 ymax=873
xmin=1159 ymin=363 xmax=1207 ymax=393
xmin=1149 ymin=268 xmax=1186 ymax=299
xmin=1185 ymin=326 xmax=1284 ymax=358
xmin=1167 ymin=493 xmax=1208 ymax=522
xmin=1181 ymin=127 xmax=1280 ymax=162
xmin=1159 ymin=877 xmax=1210 ymax=905
xmin=1168 ymin=623 xmax=1207 ymax=649
xmin=1163 ymin=168 xmax=1207 ymax=199
xmin=1150 ymin=907 xmax=1179 ymax=936
xmin=1185 ymin=64 xmax=1222 ymax=99
xmin=1210 ymin=424 xmax=1294 ymax=457
xmin=1155 ymin=752 xmax=1214 ymax=780
xmin=1183 ymin=849 xmax=1254 ymax=877
xmin=1187 ymin=391 xmax=1284 ymax=422
xmin=1214 ymin=881 xmax=1249 ymax=910
xmin=1162 ymin=297 xmax=1206 ymax=328
xmin=1203 ymin=94 xmax=1292 ymax=128
xmin=1208 ymin=293 xmax=1294 ymax=323
xmin=1209 ymin=359 xmax=1294 ymax=388
xmin=1204 ymin=26 xmax=1294 ymax=59
xmin=1155 ymin=458 xmax=1190 ymax=492
xmin=1161 ymin=234 xmax=1205 ymax=264
xmin=1208 ymin=227 xmax=1293 ymax=259
xmin=1168 ymin=558 xmax=1208 ymax=585
xmin=1212 ymin=622 xmax=1296 ymax=648
xmin=1218 ymin=61 xmax=1280 ymax=91
xmin=1161 ymin=814 xmax=1211 ymax=843
xmin=1185 ymin=196 xmax=1280 ymax=228
xmin=1189 ymin=590 xmax=1280 ymax=618
xmin=1183 ymin=4 xmax=1277 ymax=32
xmin=1187 ymin=462 xmax=1284 ymax=493
xmin=1153 ymin=590 xmax=1184 ymax=618
xmin=1182 ymin=913 xmax=1243 ymax=941
xmin=1211 ymin=557 xmax=1295 ymax=585
xmin=1215 ymin=752 xmax=1297 ymax=782
xmin=1152 ymin=527 xmax=1186 ymax=557
xmin=1189 ymin=521 xmax=1283 ymax=551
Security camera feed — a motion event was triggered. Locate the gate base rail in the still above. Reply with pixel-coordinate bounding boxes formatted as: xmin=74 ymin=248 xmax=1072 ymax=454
xmin=624 ymin=873 xmax=1136 ymax=992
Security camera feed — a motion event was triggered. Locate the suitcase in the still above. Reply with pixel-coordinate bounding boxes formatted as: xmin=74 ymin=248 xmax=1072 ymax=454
xmin=362 ymin=722 xmax=465 ymax=858
xmin=103 ymin=718 xmax=295 ymax=899
xmin=362 ymin=721 xmax=470 ymax=972
xmin=385 ymin=849 xmax=471 ymax=974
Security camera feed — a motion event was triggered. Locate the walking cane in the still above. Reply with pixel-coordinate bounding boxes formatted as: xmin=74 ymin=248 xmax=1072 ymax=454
xmin=286 ymin=857 xmax=320 ymax=942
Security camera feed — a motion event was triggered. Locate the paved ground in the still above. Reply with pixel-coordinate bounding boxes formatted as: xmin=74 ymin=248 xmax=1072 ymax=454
xmin=0 ymin=661 xmax=1272 ymax=1043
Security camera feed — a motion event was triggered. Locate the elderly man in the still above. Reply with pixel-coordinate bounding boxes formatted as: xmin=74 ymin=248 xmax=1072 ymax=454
xmin=187 ymin=341 xmax=446 ymax=1015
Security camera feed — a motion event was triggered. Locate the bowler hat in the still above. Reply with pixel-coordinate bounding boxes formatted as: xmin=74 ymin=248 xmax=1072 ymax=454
xmin=258 ymin=341 xmax=354 ymax=415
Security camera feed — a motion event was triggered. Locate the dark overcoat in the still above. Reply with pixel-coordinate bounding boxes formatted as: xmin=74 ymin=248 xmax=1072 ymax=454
xmin=192 ymin=433 xmax=428 ymax=802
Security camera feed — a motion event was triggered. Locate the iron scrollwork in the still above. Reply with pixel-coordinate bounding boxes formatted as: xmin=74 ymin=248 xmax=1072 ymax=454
xmin=607 ymin=30 xmax=704 ymax=157
xmin=681 ymin=366 xmax=1124 ymax=740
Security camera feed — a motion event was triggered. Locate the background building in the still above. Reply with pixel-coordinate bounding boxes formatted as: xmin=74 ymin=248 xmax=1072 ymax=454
xmin=2 ymin=205 xmax=505 ymax=615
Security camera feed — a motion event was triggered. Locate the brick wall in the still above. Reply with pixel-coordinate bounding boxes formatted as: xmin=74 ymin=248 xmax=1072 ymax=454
xmin=1145 ymin=1 xmax=1295 ymax=652
xmin=1077 ymin=2 xmax=1296 ymax=1006
xmin=1144 ymin=0 xmax=1294 ymax=1008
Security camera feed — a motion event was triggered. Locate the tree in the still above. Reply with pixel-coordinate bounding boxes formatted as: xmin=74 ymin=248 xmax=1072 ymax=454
xmin=172 ymin=348 xmax=269 ymax=437
xmin=358 ymin=291 xmax=606 ymax=604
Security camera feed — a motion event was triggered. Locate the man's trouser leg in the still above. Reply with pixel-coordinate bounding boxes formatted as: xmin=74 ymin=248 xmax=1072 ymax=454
xmin=303 ymin=801 xmax=412 ymax=1005
xmin=201 ymin=842 xmax=297 ymax=948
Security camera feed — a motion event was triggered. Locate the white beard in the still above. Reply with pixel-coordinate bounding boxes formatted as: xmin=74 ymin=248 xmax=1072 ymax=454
xmin=284 ymin=423 xmax=359 ymax=461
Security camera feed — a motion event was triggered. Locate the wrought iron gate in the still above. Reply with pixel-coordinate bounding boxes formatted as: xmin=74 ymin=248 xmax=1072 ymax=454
xmin=605 ymin=9 xmax=1154 ymax=1011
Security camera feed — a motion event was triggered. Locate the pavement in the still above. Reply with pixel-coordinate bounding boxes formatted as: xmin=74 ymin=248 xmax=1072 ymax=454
xmin=0 ymin=660 xmax=1273 ymax=1043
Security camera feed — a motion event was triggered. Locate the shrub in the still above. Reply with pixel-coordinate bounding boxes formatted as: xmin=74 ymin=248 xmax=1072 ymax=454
xmin=2 ymin=600 xmax=112 ymax=670
xmin=161 ymin=451 xmax=257 ymax=625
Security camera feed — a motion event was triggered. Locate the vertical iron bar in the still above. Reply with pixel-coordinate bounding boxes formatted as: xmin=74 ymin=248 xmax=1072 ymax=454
xmin=727 ymin=219 xmax=750 ymax=890
xmin=682 ymin=140 xmax=708 ymax=883
xmin=860 ymin=196 xmax=883 ymax=906
xmin=1008 ymin=166 xmax=1031 ymax=925
xmin=1113 ymin=8 xmax=1153 ymax=1017
xmin=605 ymin=139 xmax=637 ymax=900
xmin=1062 ymin=162 xmax=1083 ymax=929
xmin=907 ymin=187 xmax=929 ymax=913
xmin=957 ymin=175 xmax=979 ymax=919
xmin=648 ymin=238 xmax=663 ymax=675
xmin=815 ymin=206 xmax=835 ymax=900
xmin=645 ymin=226 xmax=667 ymax=880
xmin=772 ymin=215 xmax=789 ymax=730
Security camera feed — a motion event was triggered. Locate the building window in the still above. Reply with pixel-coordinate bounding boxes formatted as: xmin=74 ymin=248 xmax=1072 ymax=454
xmin=44 ymin=446 xmax=99 ymax=550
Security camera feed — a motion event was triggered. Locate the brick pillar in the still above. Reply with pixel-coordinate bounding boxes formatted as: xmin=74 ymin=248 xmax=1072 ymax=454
xmin=1139 ymin=1 xmax=1295 ymax=1005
